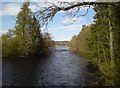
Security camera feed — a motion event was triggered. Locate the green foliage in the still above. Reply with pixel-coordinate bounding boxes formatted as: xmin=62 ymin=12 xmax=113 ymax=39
xmin=69 ymin=3 xmax=120 ymax=86
xmin=69 ymin=35 xmax=77 ymax=51
xmin=111 ymin=3 xmax=120 ymax=86
xmin=2 ymin=32 xmax=19 ymax=57
xmin=88 ymin=4 xmax=120 ymax=86
xmin=43 ymin=32 xmax=55 ymax=50
xmin=2 ymin=1 xmax=54 ymax=58
xmin=69 ymin=25 xmax=91 ymax=58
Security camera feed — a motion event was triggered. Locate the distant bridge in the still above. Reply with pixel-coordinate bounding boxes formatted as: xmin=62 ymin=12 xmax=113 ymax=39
xmin=55 ymin=41 xmax=69 ymax=47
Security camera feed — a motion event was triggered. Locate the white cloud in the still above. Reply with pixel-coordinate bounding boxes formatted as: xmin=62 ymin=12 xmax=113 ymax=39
xmin=0 ymin=0 xmax=96 ymax=16
xmin=29 ymin=3 xmax=38 ymax=12
xmin=62 ymin=24 xmax=82 ymax=31
xmin=62 ymin=16 xmax=84 ymax=25
xmin=29 ymin=2 xmax=47 ymax=12
xmin=0 ymin=3 xmax=21 ymax=16
xmin=2 ymin=0 xmax=120 ymax=3
xmin=48 ymin=24 xmax=82 ymax=31
xmin=47 ymin=24 xmax=89 ymax=41
xmin=0 ymin=30 xmax=7 ymax=36
xmin=0 ymin=2 xmax=42 ymax=16
xmin=48 ymin=22 xmax=91 ymax=32
xmin=1 ymin=0 xmax=97 ymax=2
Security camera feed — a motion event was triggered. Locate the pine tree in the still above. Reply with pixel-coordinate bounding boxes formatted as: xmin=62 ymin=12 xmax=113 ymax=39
xmin=2 ymin=1 xmax=53 ymax=57
xmin=27 ymin=16 xmax=44 ymax=55
xmin=15 ymin=1 xmax=45 ymax=56
xmin=15 ymin=1 xmax=32 ymax=55
xmin=88 ymin=5 xmax=115 ymax=85
xmin=88 ymin=3 xmax=120 ymax=85
xmin=110 ymin=3 xmax=120 ymax=86
xmin=15 ymin=2 xmax=32 ymax=36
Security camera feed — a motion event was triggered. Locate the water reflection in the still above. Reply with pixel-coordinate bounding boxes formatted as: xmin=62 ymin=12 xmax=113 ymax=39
xmin=2 ymin=47 xmax=89 ymax=86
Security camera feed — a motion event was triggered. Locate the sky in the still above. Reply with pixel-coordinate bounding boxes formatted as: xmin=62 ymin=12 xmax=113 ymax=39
xmin=0 ymin=0 xmax=96 ymax=41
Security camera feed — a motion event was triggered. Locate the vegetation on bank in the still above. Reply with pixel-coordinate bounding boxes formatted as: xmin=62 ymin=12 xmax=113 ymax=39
xmin=69 ymin=25 xmax=91 ymax=58
xmin=2 ymin=2 xmax=55 ymax=58
xmin=69 ymin=3 xmax=120 ymax=86
xmin=1 ymin=1 xmax=120 ymax=86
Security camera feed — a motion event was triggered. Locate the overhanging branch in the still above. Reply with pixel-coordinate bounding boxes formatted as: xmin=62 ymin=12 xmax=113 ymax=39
xmin=59 ymin=2 xmax=118 ymax=11
xmin=34 ymin=1 xmax=119 ymax=27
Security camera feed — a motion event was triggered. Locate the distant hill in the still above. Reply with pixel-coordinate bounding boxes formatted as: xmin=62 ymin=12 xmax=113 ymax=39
xmin=55 ymin=41 xmax=69 ymax=46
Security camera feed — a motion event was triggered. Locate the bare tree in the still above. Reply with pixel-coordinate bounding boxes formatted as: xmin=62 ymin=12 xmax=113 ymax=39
xmin=33 ymin=1 xmax=118 ymax=27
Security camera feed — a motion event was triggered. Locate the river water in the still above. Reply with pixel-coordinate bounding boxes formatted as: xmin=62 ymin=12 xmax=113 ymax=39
xmin=2 ymin=47 xmax=90 ymax=86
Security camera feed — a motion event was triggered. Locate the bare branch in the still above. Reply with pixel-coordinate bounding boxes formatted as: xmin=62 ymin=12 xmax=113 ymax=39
xmin=34 ymin=1 xmax=118 ymax=27
xmin=58 ymin=2 xmax=118 ymax=11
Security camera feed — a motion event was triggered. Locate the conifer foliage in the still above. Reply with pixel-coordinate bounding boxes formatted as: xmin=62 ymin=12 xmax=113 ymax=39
xmin=2 ymin=1 xmax=53 ymax=57
xmin=69 ymin=3 xmax=120 ymax=86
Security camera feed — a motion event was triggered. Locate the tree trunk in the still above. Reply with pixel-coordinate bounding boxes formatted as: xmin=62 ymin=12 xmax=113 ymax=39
xmin=108 ymin=5 xmax=114 ymax=68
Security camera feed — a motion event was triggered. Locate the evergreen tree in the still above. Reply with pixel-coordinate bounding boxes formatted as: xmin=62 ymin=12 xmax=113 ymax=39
xmin=15 ymin=1 xmax=32 ymax=36
xmin=88 ymin=3 xmax=120 ymax=85
xmin=69 ymin=3 xmax=120 ymax=85
xmin=2 ymin=1 xmax=56 ymax=58
xmin=15 ymin=1 xmax=32 ymax=55
xmin=15 ymin=1 xmax=45 ymax=56
xmin=111 ymin=3 xmax=120 ymax=86
xmin=88 ymin=5 xmax=114 ymax=85
xmin=27 ymin=16 xmax=44 ymax=55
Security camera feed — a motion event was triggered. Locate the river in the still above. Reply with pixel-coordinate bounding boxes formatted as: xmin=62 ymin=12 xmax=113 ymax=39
xmin=2 ymin=47 xmax=91 ymax=86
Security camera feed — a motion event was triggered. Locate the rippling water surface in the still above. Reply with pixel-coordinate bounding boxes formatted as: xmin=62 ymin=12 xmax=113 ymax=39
xmin=3 ymin=47 xmax=90 ymax=86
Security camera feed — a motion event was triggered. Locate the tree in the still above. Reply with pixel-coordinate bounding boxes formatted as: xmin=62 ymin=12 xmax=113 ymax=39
xmin=69 ymin=25 xmax=91 ymax=57
xmin=15 ymin=1 xmax=46 ymax=56
xmin=42 ymin=31 xmax=55 ymax=53
xmin=87 ymin=3 xmax=120 ymax=85
xmin=2 ymin=30 xmax=20 ymax=57
xmin=69 ymin=35 xmax=77 ymax=52
xmin=15 ymin=2 xmax=32 ymax=36
xmin=34 ymin=1 xmax=118 ymax=27
xmin=51 ymin=1 xmax=119 ymax=86
xmin=15 ymin=1 xmax=33 ymax=55
xmin=25 ymin=15 xmax=44 ymax=55
xmin=2 ymin=1 xmax=53 ymax=57
xmin=110 ymin=3 xmax=120 ymax=86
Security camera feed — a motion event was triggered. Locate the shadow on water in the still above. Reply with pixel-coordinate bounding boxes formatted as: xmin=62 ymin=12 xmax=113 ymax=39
xmin=2 ymin=47 xmax=91 ymax=86
xmin=3 ymin=57 xmax=41 ymax=86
